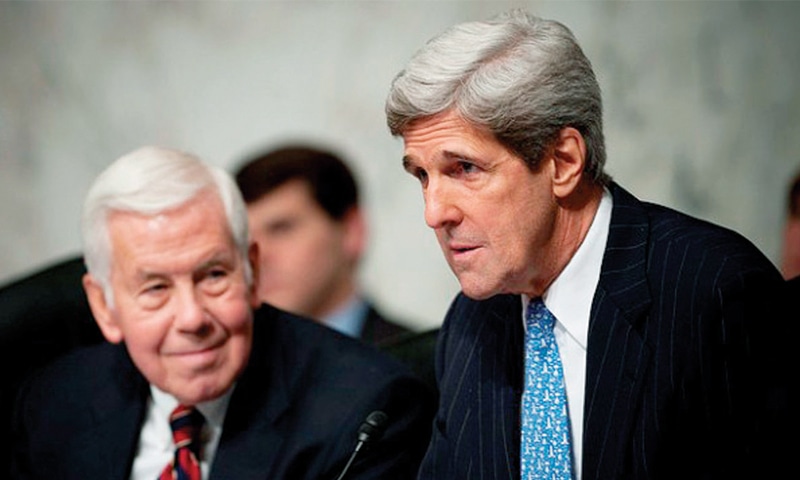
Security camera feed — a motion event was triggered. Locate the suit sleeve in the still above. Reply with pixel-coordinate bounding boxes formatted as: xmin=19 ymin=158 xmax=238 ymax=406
xmin=339 ymin=371 xmax=436 ymax=480
xmin=415 ymin=298 xmax=454 ymax=479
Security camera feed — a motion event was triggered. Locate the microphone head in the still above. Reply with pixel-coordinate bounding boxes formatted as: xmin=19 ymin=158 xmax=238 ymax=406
xmin=357 ymin=410 xmax=389 ymax=443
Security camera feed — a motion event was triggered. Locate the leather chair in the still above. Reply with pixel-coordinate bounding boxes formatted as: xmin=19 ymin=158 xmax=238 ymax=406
xmin=0 ymin=255 xmax=104 ymax=474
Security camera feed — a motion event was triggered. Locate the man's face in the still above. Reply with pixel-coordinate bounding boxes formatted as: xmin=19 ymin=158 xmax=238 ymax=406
xmin=84 ymin=190 xmax=255 ymax=405
xmin=401 ymin=109 xmax=559 ymax=299
xmin=246 ymin=180 xmax=359 ymax=319
xmin=781 ymin=216 xmax=800 ymax=279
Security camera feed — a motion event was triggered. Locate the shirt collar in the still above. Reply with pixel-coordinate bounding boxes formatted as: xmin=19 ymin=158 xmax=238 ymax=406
xmin=149 ymin=384 xmax=233 ymax=432
xmin=323 ymin=294 xmax=368 ymax=338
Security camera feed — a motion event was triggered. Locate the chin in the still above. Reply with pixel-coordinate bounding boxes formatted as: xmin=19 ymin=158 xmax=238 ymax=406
xmin=458 ymin=281 xmax=498 ymax=301
xmin=174 ymin=382 xmax=229 ymax=405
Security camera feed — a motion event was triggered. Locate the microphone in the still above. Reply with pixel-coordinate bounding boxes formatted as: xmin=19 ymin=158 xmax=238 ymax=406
xmin=335 ymin=410 xmax=389 ymax=480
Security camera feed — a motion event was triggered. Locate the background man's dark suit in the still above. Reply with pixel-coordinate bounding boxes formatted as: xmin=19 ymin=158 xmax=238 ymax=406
xmin=12 ymin=303 xmax=435 ymax=479
xmin=362 ymin=304 xmax=410 ymax=347
xmin=419 ymin=184 xmax=790 ymax=479
xmin=364 ymin=304 xmax=438 ymax=394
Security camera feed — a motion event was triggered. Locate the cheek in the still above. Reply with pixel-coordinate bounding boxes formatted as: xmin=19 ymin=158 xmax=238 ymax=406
xmin=120 ymin=320 xmax=171 ymax=374
xmin=491 ymin=208 xmax=542 ymax=262
xmin=216 ymin=288 xmax=255 ymax=330
xmin=295 ymin=229 xmax=341 ymax=268
xmin=219 ymin=303 xmax=254 ymax=367
xmin=113 ymin=302 xmax=170 ymax=348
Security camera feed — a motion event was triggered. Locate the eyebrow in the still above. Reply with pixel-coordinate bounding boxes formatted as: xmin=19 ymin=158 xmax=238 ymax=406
xmin=197 ymin=253 xmax=234 ymax=272
xmin=403 ymin=150 xmax=473 ymax=170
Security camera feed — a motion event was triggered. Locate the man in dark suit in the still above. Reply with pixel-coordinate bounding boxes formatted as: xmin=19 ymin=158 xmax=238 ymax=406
xmin=11 ymin=146 xmax=434 ymax=479
xmin=234 ymin=144 xmax=413 ymax=346
xmin=385 ymin=9 xmax=791 ymax=479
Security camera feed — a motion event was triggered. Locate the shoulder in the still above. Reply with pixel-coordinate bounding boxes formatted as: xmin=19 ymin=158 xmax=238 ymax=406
xmin=18 ymin=343 xmax=139 ymax=412
xmin=245 ymin=304 xmax=435 ymax=470
xmin=12 ymin=342 xmax=145 ymax=445
xmin=362 ymin=301 xmax=413 ymax=346
xmin=611 ymin=183 xmax=777 ymax=279
xmin=251 ymin=303 xmax=422 ymax=387
xmin=18 ymin=342 xmax=130 ymax=406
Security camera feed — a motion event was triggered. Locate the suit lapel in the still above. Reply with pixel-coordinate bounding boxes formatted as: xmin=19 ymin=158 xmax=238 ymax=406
xmin=445 ymin=294 xmax=524 ymax=478
xmin=64 ymin=345 xmax=148 ymax=479
xmin=210 ymin=309 xmax=290 ymax=479
xmin=582 ymin=184 xmax=652 ymax=479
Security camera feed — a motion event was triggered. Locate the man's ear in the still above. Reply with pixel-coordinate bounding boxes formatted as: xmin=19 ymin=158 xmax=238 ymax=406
xmin=551 ymin=127 xmax=587 ymax=199
xmin=83 ymin=273 xmax=123 ymax=344
xmin=247 ymin=241 xmax=261 ymax=309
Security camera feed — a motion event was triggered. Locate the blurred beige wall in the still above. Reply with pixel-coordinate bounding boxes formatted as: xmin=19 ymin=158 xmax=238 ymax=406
xmin=2 ymin=1 xmax=799 ymax=330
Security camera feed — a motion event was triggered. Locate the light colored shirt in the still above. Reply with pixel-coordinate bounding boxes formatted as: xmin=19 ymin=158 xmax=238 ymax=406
xmin=129 ymin=385 xmax=233 ymax=480
xmin=521 ymin=188 xmax=612 ymax=480
xmin=324 ymin=294 xmax=368 ymax=339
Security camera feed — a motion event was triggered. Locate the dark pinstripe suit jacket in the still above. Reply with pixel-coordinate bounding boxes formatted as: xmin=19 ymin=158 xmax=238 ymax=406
xmin=418 ymin=184 xmax=790 ymax=479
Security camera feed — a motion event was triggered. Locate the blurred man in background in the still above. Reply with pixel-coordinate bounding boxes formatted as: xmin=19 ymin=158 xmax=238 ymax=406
xmin=234 ymin=144 xmax=412 ymax=346
xmin=780 ymin=168 xmax=800 ymax=280
xmin=234 ymin=145 xmax=438 ymax=392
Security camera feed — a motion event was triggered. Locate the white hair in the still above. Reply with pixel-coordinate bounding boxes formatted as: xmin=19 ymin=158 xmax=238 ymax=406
xmin=81 ymin=146 xmax=251 ymax=304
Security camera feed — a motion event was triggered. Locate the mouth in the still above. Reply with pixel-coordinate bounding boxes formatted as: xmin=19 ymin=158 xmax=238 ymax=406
xmin=448 ymin=243 xmax=481 ymax=259
xmin=167 ymin=340 xmax=225 ymax=364
xmin=448 ymin=239 xmax=478 ymax=251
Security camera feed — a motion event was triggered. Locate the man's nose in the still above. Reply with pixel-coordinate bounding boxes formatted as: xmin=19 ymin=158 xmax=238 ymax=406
xmin=173 ymin=285 xmax=210 ymax=333
xmin=424 ymin=179 xmax=462 ymax=229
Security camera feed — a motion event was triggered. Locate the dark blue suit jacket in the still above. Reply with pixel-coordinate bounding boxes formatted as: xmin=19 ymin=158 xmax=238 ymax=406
xmin=11 ymin=304 xmax=435 ymax=479
xmin=418 ymin=184 xmax=791 ymax=479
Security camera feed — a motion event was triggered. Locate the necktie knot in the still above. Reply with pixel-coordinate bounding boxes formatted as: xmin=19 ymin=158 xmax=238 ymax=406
xmin=526 ymin=298 xmax=556 ymax=338
xmin=169 ymin=405 xmax=205 ymax=455
xmin=160 ymin=404 xmax=205 ymax=480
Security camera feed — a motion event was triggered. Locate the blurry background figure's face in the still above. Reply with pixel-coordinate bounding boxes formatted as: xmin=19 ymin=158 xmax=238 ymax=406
xmin=246 ymin=180 xmax=361 ymax=319
xmin=781 ymin=217 xmax=800 ymax=279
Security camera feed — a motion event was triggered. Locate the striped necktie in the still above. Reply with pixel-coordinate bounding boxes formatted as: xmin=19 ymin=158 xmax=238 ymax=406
xmin=520 ymin=298 xmax=574 ymax=479
xmin=159 ymin=404 xmax=205 ymax=480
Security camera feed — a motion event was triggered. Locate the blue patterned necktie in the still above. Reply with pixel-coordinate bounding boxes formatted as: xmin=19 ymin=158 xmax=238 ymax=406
xmin=520 ymin=298 xmax=574 ymax=479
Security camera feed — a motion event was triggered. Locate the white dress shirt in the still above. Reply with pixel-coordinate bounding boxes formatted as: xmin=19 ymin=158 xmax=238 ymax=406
xmin=521 ymin=188 xmax=612 ymax=480
xmin=129 ymin=385 xmax=233 ymax=480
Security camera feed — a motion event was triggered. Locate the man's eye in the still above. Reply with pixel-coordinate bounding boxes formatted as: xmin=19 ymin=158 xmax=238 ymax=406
xmin=417 ymin=169 xmax=428 ymax=184
xmin=268 ymin=220 xmax=296 ymax=235
xmin=457 ymin=161 xmax=478 ymax=174
xmin=408 ymin=167 xmax=428 ymax=187
xmin=144 ymin=283 xmax=167 ymax=293
xmin=202 ymin=269 xmax=231 ymax=295
xmin=138 ymin=283 xmax=169 ymax=309
xmin=208 ymin=269 xmax=227 ymax=279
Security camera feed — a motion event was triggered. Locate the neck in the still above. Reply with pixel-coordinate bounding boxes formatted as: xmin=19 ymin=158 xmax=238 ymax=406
xmin=528 ymin=183 xmax=604 ymax=297
xmin=310 ymin=275 xmax=359 ymax=320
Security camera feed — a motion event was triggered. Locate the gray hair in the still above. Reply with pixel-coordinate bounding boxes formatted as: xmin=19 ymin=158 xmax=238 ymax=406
xmin=81 ymin=146 xmax=252 ymax=303
xmin=386 ymin=9 xmax=609 ymax=185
